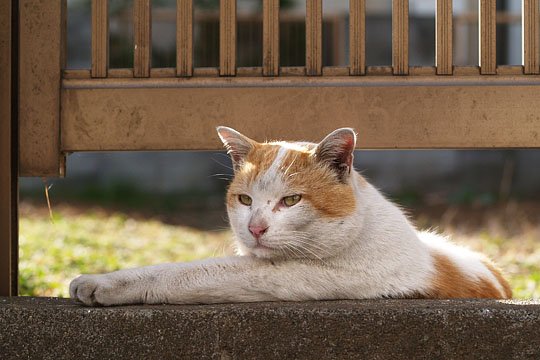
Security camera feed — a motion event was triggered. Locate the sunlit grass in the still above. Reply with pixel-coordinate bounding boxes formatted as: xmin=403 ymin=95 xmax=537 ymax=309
xmin=19 ymin=201 xmax=540 ymax=299
xmin=19 ymin=205 xmax=232 ymax=297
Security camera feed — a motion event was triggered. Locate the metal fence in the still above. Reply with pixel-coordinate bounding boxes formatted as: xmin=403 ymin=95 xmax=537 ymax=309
xmin=1 ymin=0 xmax=540 ymax=296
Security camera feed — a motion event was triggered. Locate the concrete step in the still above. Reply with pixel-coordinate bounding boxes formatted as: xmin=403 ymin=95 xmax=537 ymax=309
xmin=1 ymin=297 xmax=539 ymax=359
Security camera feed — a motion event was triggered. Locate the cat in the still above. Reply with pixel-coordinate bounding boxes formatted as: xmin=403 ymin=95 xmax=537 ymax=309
xmin=70 ymin=127 xmax=511 ymax=306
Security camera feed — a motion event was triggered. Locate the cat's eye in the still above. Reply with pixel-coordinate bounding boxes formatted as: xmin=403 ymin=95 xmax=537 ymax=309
xmin=238 ymin=194 xmax=252 ymax=206
xmin=282 ymin=195 xmax=302 ymax=207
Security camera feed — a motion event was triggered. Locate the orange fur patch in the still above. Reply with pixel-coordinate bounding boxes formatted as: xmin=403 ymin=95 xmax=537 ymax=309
xmin=278 ymin=146 xmax=355 ymax=217
xmin=482 ymin=259 xmax=512 ymax=299
xmin=427 ymin=252 xmax=507 ymax=299
xmin=227 ymin=144 xmax=280 ymax=207
xmin=227 ymin=142 xmax=356 ymax=218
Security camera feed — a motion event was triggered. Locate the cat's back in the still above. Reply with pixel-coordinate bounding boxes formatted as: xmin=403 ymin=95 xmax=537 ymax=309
xmin=418 ymin=231 xmax=512 ymax=299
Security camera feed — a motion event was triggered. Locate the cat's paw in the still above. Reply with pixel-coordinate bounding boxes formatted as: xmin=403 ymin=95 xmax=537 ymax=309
xmin=69 ymin=274 xmax=119 ymax=307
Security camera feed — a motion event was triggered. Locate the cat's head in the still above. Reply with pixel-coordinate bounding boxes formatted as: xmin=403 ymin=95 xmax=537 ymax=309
xmin=217 ymin=126 xmax=359 ymax=260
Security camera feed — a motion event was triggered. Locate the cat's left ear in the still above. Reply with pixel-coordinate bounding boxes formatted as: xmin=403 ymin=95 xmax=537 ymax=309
xmin=315 ymin=128 xmax=356 ymax=181
xmin=216 ymin=126 xmax=257 ymax=171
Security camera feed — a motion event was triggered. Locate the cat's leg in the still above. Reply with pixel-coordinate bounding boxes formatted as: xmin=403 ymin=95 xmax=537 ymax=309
xmin=69 ymin=256 xmax=355 ymax=306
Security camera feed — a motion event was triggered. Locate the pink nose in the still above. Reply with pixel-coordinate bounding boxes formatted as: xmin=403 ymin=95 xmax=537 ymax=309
xmin=249 ymin=225 xmax=269 ymax=239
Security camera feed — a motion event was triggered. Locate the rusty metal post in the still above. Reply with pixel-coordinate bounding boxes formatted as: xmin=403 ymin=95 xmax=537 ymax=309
xmin=0 ymin=0 xmax=19 ymax=296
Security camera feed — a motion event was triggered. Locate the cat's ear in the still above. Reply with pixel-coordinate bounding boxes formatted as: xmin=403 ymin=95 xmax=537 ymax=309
xmin=315 ymin=128 xmax=356 ymax=181
xmin=216 ymin=126 xmax=257 ymax=171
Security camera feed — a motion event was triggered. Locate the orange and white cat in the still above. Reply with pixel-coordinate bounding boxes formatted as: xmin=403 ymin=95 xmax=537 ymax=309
xmin=70 ymin=127 xmax=511 ymax=306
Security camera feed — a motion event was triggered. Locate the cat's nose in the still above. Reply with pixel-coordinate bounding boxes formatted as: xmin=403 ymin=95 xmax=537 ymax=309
xmin=249 ymin=225 xmax=269 ymax=239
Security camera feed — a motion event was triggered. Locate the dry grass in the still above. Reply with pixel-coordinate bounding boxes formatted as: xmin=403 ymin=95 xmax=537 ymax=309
xmin=19 ymin=200 xmax=539 ymax=299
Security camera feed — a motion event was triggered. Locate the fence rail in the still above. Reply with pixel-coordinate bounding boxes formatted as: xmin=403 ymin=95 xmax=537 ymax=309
xmin=64 ymin=0 xmax=540 ymax=79
xmin=11 ymin=0 xmax=540 ymax=174
xmin=2 ymin=0 xmax=540 ymax=296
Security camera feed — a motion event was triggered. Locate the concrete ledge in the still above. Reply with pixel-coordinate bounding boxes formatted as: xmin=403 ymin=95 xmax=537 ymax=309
xmin=1 ymin=297 xmax=539 ymax=359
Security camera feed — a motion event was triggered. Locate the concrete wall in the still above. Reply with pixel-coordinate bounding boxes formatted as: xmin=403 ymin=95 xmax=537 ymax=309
xmin=2 ymin=297 xmax=540 ymax=359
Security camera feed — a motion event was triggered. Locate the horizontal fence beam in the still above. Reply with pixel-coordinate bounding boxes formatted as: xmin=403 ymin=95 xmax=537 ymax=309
xmin=61 ymin=77 xmax=540 ymax=150
xmin=64 ymin=65 xmax=534 ymax=79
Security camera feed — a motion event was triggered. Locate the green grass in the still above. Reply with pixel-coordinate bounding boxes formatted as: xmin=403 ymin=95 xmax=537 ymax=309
xmin=19 ymin=202 xmax=540 ymax=299
xmin=19 ymin=205 xmax=231 ymax=297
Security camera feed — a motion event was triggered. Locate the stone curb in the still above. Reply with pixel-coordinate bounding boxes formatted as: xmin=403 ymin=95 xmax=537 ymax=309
xmin=1 ymin=297 xmax=539 ymax=359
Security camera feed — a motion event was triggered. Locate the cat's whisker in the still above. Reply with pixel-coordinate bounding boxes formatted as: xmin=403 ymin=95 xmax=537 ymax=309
xmin=293 ymin=243 xmax=328 ymax=265
xmin=273 ymin=232 xmax=334 ymax=256
xmin=293 ymin=244 xmax=327 ymax=263
xmin=287 ymin=172 xmax=300 ymax=178
xmin=210 ymin=155 xmax=234 ymax=171
xmin=209 ymin=173 xmax=234 ymax=178
xmin=290 ymin=239 xmax=333 ymax=257
xmin=285 ymin=243 xmax=306 ymax=259
xmin=283 ymin=152 xmax=299 ymax=177
xmin=278 ymin=238 xmax=328 ymax=264
xmin=282 ymin=242 xmax=303 ymax=260
xmin=276 ymin=246 xmax=288 ymax=260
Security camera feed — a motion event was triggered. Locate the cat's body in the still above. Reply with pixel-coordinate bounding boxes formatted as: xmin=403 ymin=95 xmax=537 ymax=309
xmin=70 ymin=127 xmax=511 ymax=306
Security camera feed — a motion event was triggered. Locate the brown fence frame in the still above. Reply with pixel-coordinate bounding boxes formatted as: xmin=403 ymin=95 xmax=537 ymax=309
xmin=2 ymin=0 xmax=540 ymax=296
xmin=1 ymin=0 xmax=18 ymax=296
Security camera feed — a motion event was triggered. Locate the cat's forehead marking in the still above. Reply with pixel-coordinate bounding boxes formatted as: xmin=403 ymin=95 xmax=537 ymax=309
xmin=239 ymin=142 xmax=313 ymax=189
xmin=257 ymin=146 xmax=289 ymax=189
xmin=236 ymin=144 xmax=280 ymax=186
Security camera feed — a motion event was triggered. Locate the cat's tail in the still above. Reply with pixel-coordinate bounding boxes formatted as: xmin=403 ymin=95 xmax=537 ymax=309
xmin=419 ymin=231 xmax=512 ymax=299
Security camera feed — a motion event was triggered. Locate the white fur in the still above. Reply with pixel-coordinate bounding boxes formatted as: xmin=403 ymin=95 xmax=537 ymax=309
xmin=70 ymin=135 xmax=507 ymax=306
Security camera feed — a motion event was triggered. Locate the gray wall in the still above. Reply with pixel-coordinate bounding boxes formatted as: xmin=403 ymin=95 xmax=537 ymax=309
xmin=20 ymin=150 xmax=540 ymax=202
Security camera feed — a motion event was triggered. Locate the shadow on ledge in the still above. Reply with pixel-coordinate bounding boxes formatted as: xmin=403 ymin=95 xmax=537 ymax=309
xmin=1 ymin=297 xmax=539 ymax=359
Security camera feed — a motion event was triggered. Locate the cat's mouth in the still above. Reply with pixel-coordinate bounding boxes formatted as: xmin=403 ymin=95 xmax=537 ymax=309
xmin=252 ymin=242 xmax=274 ymax=251
xmin=247 ymin=241 xmax=277 ymax=258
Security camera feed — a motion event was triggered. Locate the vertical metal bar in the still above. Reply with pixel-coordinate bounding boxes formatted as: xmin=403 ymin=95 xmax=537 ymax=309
xmin=306 ymin=0 xmax=322 ymax=76
xmin=263 ymin=0 xmax=279 ymax=76
xmin=134 ymin=0 xmax=151 ymax=78
xmin=0 ymin=0 xmax=18 ymax=297
xmin=523 ymin=0 xmax=540 ymax=74
xmin=176 ymin=0 xmax=193 ymax=77
xmin=220 ymin=0 xmax=236 ymax=76
xmin=479 ymin=0 xmax=496 ymax=74
xmin=436 ymin=0 xmax=453 ymax=75
xmin=349 ymin=0 xmax=366 ymax=75
xmin=19 ymin=0 xmax=65 ymax=176
xmin=91 ymin=0 xmax=108 ymax=78
xmin=392 ymin=0 xmax=409 ymax=75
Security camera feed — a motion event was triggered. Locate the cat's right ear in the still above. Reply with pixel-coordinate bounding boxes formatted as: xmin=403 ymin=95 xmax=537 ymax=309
xmin=216 ymin=126 xmax=256 ymax=171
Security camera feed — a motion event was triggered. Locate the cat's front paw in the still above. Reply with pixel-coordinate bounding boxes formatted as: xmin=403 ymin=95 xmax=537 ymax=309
xmin=69 ymin=274 xmax=120 ymax=306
